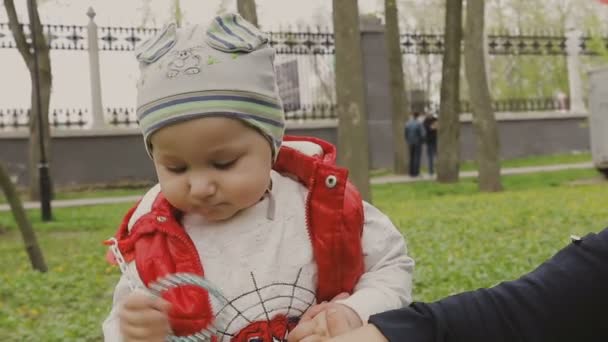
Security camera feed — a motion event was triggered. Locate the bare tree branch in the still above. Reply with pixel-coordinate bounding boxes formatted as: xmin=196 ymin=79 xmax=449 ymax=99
xmin=0 ymin=162 xmax=47 ymax=272
xmin=217 ymin=0 xmax=232 ymax=15
xmin=237 ymin=0 xmax=258 ymax=27
xmin=4 ymin=0 xmax=32 ymax=64
xmin=5 ymin=0 xmax=53 ymax=200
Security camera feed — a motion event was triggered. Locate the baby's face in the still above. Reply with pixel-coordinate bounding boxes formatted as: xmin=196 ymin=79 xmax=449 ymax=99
xmin=150 ymin=116 xmax=273 ymax=222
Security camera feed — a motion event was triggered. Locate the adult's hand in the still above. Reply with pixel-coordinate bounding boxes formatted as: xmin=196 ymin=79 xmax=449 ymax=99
xmin=289 ymin=304 xmax=388 ymax=342
xmin=326 ymin=323 xmax=388 ymax=342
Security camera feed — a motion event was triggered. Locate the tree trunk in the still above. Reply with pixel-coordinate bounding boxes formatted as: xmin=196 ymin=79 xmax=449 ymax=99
xmin=333 ymin=0 xmax=372 ymax=202
xmin=437 ymin=0 xmax=463 ymax=183
xmin=28 ymin=63 xmax=52 ymax=201
xmin=172 ymin=0 xmax=183 ymax=27
xmin=464 ymin=0 xmax=503 ymax=192
xmin=4 ymin=0 xmax=54 ymax=201
xmin=385 ymin=0 xmax=408 ymax=175
xmin=237 ymin=0 xmax=259 ymax=27
xmin=0 ymin=163 xmax=47 ymax=272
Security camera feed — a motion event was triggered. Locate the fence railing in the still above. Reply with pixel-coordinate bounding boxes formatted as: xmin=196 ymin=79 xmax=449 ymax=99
xmin=0 ymin=11 xmax=590 ymax=131
xmin=0 ymin=21 xmax=605 ymax=56
xmin=0 ymin=105 xmax=340 ymax=131
xmin=0 ymin=97 xmax=572 ymax=132
xmin=415 ymin=97 xmax=571 ymax=115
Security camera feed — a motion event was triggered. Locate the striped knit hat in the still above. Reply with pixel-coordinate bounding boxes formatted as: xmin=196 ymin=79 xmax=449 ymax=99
xmin=135 ymin=14 xmax=285 ymax=159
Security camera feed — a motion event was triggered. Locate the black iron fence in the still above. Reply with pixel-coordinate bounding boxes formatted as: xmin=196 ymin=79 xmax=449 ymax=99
xmin=0 ymin=105 xmax=339 ymax=130
xmin=0 ymin=22 xmax=606 ymax=55
xmin=0 ymin=22 xmax=589 ymax=131
xmin=415 ymin=97 xmax=570 ymax=115
xmin=0 ymin=23 xmax=159 ymax=51
xmin=0 ymin=107 xmax=136 ymax=130
xmin=0 ymin=97 xmax=572 ymax=131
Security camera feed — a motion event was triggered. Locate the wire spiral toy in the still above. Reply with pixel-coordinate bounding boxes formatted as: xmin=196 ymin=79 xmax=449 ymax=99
xmin=108 ymin=238 xmax=227 ymax=342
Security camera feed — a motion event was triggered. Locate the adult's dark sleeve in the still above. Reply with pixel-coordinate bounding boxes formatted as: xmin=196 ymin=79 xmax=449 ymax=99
xmin=368 ymin=228 xmax=608 ymax=342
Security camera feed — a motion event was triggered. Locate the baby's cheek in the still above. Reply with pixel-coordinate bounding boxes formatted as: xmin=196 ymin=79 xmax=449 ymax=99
xmin=159 ymin=178 xmax=188 ymax=208
xmin=234 ymin=180 xmax=267 ymax=206
xmin=230 ymin=169 xmax=270 ymax=197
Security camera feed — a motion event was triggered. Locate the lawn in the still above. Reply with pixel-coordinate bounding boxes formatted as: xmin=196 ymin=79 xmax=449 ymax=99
xmin=370 ymin=151 xmax=592 ymax=177
xmin=0 ymin=187 xmax=151 ymax=205
xmin=459 ymin=151 xmax=591 ymax=171
xmin=0 ymin=168 xmax=606 ymax=341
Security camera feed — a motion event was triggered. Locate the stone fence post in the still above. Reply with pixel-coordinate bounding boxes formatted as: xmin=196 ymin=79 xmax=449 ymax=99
xmin=588 ymin=67 xmax=608 ymax=172
xmin=565 ymin=17 xmax=585 ymax=113
xmin=87 ymin=7 xmax=105 ymax=128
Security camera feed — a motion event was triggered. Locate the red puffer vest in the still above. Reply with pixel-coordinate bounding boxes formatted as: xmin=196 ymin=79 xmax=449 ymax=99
xmin=106 ymin=136 xmax=365 ymax=337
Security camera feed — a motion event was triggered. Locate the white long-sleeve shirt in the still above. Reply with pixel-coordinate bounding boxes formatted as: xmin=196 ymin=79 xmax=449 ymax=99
xmin=103 ymin=170 xmax=414 ymax=341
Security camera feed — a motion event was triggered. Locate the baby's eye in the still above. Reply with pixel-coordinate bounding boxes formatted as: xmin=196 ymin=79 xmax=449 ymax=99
xmin=166 ymin=165 xmax=187 ymax=174
xmin=213 ymin=159 xmax=237 ymax=170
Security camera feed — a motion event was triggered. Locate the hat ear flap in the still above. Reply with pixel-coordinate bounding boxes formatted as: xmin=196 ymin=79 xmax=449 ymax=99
xmin=205 ymin=13 xmax=268 ymax=53
xmin=135 ymin=23 xmax=177 ymax=64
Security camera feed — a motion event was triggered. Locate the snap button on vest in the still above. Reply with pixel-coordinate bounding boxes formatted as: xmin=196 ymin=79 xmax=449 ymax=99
xmin=325 ymin=175 xmax=338 ymax=188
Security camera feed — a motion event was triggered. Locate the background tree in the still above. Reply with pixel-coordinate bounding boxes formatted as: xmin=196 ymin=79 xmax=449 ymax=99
xmin=217 ymin=0 xmax=233 ymax=15
xmin=385 ymin=0 xmax=409 ymax=174
xmin=395 ymin=0 xmax=445 ymax=99
xmin=171 ymin=0 xmax=183 ymax=27
xmin=4 ymin=0 xmax=53 ymax=201
xmin=309 ymin=6 xmax=336 ymax=105
xmin=237 ymin=0 xmax=258 ymax=27
xmin=333 ymin=0 xmax=372 ymax=202
xmin=137 ymin=0 xmax=156 ymax=27
xmin=436 ymin=0 xmax=463 ymax=183
xmin=465 ymin=0 xmax=503 ymax=192
xmin=0 ymin=162 xmax=47 ymax=272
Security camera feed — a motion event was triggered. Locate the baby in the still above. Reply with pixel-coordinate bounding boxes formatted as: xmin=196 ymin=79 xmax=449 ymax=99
xmin=102 ymin=13 xmax=414 ymax=342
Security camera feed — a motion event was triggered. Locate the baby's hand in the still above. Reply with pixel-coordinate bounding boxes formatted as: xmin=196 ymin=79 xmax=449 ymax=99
xmin=288 ymin=303 xmax=363 ymax=342
xmin=119 ymin=290 xmax=171 ymax=342
xmin=299 ymin=292 xmax=350 ymax=323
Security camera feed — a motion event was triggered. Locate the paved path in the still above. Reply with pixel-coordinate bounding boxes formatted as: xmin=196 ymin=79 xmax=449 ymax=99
xmin=371 ymin=162 xmax=594 ymax=185
xmin=0 ymin=195 xmax=142 ymax=212
xmin=0 ymin=162 xmax=595 ymax=212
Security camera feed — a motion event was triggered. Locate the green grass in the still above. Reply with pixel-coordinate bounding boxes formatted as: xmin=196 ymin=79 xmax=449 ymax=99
xmin=53 ymin=188 xmax=149 ymax=201
xmin=371 ymin=151 xmax=592 ymax=177
xmin=0 ymin=204 xmax=127 ymax=341
xmin=373 ymin=169 xmax=606 ymax=301
xmin=460 ymin=151 xmax=591 ymax=171
xmin=0 ymin=168 xmax=606 ymax=340
xmin=0 ymin=187 xmax=150 ymax=205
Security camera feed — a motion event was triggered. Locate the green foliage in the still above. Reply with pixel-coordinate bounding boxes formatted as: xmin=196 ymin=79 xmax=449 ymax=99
xmin=584 ymin=14 xmax=608 ymax=65
xmin=587 ymin=34 xmax=608 ymax=62
xmin=0 ymin=204 xmax=128 ymax=341
xmin=489 ymin=56 xmax=569 ymax=99
xmin=0 ymin=169 xmax=605 ymax=339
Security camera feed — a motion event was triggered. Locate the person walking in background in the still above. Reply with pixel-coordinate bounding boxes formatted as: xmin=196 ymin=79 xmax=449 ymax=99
xmin=423 ymin=112 xmax=438 ymax=176
xmin=404 ymin=112 xmax=425 ymax=177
